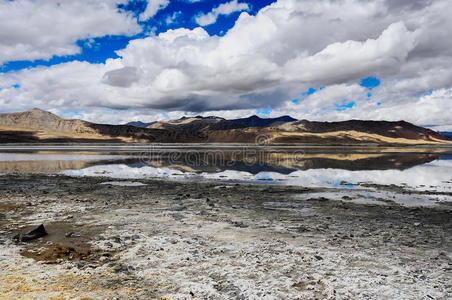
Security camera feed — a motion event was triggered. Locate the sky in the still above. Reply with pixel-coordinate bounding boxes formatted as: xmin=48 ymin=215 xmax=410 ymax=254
xmin=0 ymin=0 xmax=451 ymax=130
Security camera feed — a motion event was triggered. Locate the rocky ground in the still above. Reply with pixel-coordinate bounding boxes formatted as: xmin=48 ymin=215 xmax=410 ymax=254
xmin=0 ymin=174 xmax=451 ymax=299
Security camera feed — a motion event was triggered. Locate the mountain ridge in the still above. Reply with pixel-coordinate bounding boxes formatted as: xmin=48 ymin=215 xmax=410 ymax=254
xmin=125 ymin=121 xmax=156 ymax=128
xmin=0 ymin=109 xmax=450 ymax=144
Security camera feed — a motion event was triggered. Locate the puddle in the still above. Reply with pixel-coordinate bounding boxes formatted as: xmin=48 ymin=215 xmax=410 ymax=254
xmin=293 ymin=189 xmax=452 ymax=207
xmin=262 ymin=201 xmax=311 ymax=208
xmin=99 ymin=181 xmax=147 ymax=187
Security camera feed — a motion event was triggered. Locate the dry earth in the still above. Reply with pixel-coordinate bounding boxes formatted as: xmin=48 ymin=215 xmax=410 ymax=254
xmin=0 ymin=174 xmax=451 ymax=299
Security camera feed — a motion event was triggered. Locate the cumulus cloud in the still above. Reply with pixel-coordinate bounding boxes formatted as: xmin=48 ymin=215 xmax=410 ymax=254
xmin=195 ymin=0 xmax=250 ymax=26
xmin=285 ymin=22 xmax=418 ymax=84
xmin=0 ymin=0 xmax=141 ymax=64
xmin=102 ymin=66 xmax=141 ymax=88
xmin=1 ymin=0 xmax=452 ymax=128
xmin=51 ymin=107 xmax=167 ymax=125
xmin=139 ymin=0 xmax=170 ymax=21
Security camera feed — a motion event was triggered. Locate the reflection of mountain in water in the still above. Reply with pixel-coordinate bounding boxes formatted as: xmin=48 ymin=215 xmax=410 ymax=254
xmin=0 ymin=160 xmax=92 ymax=174
xmin=140 ymin=152 xmax=441 ymax=174
xmin=0 ymin=151 xmax=442 ymax=175
xmin=0 ymin=158 xmax=137 ymax=174
xmin=291 ymin=154 xmax=440 ymax=171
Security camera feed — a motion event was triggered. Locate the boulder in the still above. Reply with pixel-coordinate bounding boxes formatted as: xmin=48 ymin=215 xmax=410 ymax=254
xmin=13 ymin=224 xmax=48 ymax=242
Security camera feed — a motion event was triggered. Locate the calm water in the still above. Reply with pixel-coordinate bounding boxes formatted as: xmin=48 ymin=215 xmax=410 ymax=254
xmin=1 ymin=145 xmax=452 ymax=206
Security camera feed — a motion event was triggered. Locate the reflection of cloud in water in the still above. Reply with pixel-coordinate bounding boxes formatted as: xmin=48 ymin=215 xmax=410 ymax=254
xmin=63 ymin=164 xmax=184 ymax=179
xmin=61 ymin=159 xmax=452 ymax=192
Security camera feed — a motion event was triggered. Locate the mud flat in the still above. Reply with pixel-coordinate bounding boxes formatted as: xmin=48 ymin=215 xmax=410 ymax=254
xmin=0 ymin=174 xmax=451 ymax=299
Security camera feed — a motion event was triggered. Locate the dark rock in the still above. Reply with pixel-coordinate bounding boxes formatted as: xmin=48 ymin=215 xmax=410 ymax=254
xmin=171 ymin=213 xmax=185 ymax=220
xmin=297 ymin=225 xmax=310 ymax=232
xmin=314 ymin=255 xmax=323 ymax=261
xmin=206 ymin=198 xmax=217 ymax=207
xmin=340 ymin=181 xmax=353 ymax=186
xmin=236 ymin=294 xmax=246 ymax=300
xmin=232 ymin=221 xmax=248 ymax=228
xmin=168 ymin=206 xmax=187 ymax=211
xmin=127 ymin=265 xmax=136 ymax=272
xmin=307 ymin=197 xmax=329 ymax=202
xmin=75 ymin=261 xmax=87 ymax=268
xmin=13 ymin=224 xmax=48 ymax=242
xmin=112 ymin=264 xmax=128 ymax=273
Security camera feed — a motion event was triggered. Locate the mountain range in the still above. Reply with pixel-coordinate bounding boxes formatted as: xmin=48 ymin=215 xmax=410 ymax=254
xmin=439 ymin=132 xmax=452 ymax=139
xmin=0 ymin=108 xmax=450 ymax=144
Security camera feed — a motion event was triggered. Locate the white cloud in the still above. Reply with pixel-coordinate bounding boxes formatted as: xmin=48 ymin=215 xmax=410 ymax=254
xmin=165 ymin=11 xmax=182 ymax=25
xmin=139 ymin=0 xmax=170 ymax=21
xmin=195 ymin=0 xmax=250 ymax=26
xmin=102 ymin=66 xmax=141 ymax=88
xmin=383 ymin=88 xmax=452 ymax=126
xmin=0 ymin=0 xmax=141 ymax=64
xmin=285 ymin=22 xmax=418 ymax=84
xmin=1 ymin=0 xmax=452 ymax=128
xmin=52 ymin=107 xmax=166 ymax=125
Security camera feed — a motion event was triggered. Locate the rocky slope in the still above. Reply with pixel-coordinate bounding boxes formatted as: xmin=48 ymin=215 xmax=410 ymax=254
xmin=145 ymin=115 xmax=449 ymax=144
xmin=0 ymin=108 xmax=170 ymax=143
xmin=0 ymin=108 xmax=450 ymax=144
xmin=148 ymin=116 xmax=225 ymax=131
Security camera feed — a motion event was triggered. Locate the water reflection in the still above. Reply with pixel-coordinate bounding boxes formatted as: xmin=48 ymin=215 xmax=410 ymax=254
xmin=59 ymin=158 xmax=452 ymax=191
xmin=0 ymin=152 xmax=134 ymax=173
xmin=139 ymin=151 xmax=441 ymax=172
xmin=0 ymin=148 xmax=451 ymax=192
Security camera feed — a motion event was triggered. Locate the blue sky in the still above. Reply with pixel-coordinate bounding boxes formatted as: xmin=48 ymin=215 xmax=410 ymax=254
xmin=0 ymin=0 xmax=450 ymax=129
xmin=1 ymin=0 xmax=276 ymax=73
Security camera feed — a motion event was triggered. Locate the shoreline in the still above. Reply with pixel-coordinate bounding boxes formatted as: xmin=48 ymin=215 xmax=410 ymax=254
xmin=1 ymin=142 xmax=452 ymax=147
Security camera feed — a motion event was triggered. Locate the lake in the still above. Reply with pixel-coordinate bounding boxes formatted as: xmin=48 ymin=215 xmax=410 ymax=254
xmin=1 ymin=144 xmax=451 ymax=207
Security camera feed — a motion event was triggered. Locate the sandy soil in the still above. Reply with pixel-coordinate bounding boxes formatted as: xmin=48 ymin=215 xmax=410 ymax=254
xmin=0 ymin=174 xmax=451 ymax=299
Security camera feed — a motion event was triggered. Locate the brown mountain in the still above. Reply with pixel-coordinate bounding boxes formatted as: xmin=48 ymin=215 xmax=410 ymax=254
xmin=148 ymin=116 xmax=225 ymax=131
xmin=144 ymin=115 xmax=450 ymax=144
xmin=0 ymin=108 xmax=450 ymax=144
xmin=0 ymin=108 xmax=168 ymax=143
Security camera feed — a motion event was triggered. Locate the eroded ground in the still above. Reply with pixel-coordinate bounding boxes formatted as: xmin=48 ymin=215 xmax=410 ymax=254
xmin=0 ymin=174 xmax=451 ymax=299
